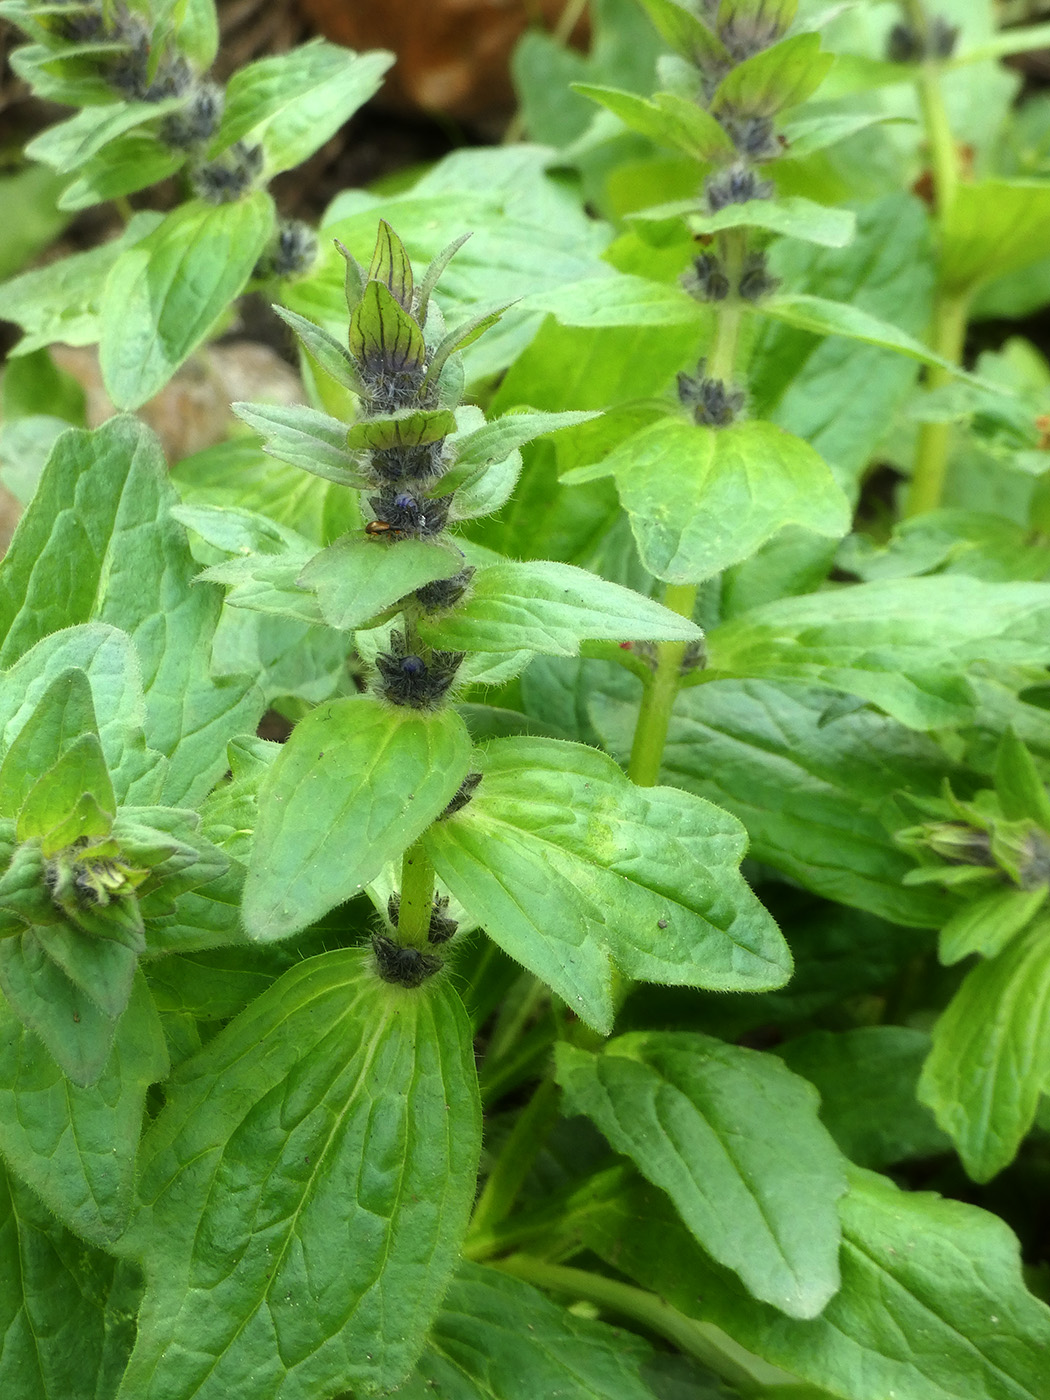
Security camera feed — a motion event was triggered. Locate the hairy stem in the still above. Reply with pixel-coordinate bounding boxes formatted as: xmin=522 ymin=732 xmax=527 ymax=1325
xmin=467 ymin=1077 xmax=561 ymax=1243
xmin=491 ymin=1255 xmax=779 ymax=1390
xmin=627 ymin=229 xmax=746 ymax=787
xmin=915 ymin=56 xmax=959 ymax=220
xmin=626 ymin=583 xmax=697 ymax=787
xmin=904 ymin=286 xmax=970 ymax=516
xmin=903 ymin=0 xmax=967 ymax=515
xmin=706 ymin=227 xmax=747 ymax=382
xmin=396 ymin=839 xmax=435 ymax=949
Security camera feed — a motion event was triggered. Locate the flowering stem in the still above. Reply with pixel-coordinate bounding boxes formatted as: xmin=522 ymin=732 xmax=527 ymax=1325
xmin=626 ymin=584 xmax=697 ymax=788
xmin=627 ymin=250 xmax=743 ymax=788
xmin=902 ymin=0 xmax=968 ymax=516
xmin=467 ymin=1077 xmax=561 ymax=1244
xmin=905 ymin=285 xmax=970 ymax=516
xmin=397 ymin=839 xmax=435 ymax=950
xmin=706 ymin=228 xmax=747 ymax=382
xmin=490 ymin=1255 xmax=781 ymax=1390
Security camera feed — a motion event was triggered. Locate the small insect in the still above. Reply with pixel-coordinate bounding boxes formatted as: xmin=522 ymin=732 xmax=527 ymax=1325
xmin=365 ymin=518 xmax=398 ymax=538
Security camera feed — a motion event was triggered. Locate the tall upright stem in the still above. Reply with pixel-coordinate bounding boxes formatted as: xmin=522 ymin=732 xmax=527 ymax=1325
xmin=627 ymin=583 xmax=698 ymax=787
xmin=397 ymin=839 xmax=434 ymax=949
xmin=902 ymin=0 xmax=967 ymax=516
xmin=627 ymin=230 xmax=745 ymax=788
xmin=904 ymin=286 xmax=969 ymax=516
xmin=467 ymin=1078 xmax=561 ymax=1243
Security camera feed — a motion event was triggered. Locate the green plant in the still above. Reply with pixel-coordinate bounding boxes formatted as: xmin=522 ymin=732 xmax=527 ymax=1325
xmin=4 ymin=0 xmax=1050 ymax=1398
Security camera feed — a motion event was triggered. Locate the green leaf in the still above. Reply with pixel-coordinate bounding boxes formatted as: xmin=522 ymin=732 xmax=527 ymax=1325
xmin=8 ymin=40 xmax=120 ymax=108
xmin=0 ymin=929 xmax=123 ymax=1086
xmin=424 ymin=737 xmax=790 ymax=1034
xmin=292 ymin=166 xmax=612 ymax=382
xmin=758 ymin=292 xmax=990 ymax=385
xmin=953 ymin=23 xmax=1050 ymax=65
xmin=0 ymin=1162 xmax=133 ymax=1400
xmin=57 ymin=133 xmax=184 ymax=213
xmin=995 ymin=730 xmax=1050 ymax=827
xmin=706 ymin=577 xmax=1050 ymax=730
xmin=919 ymin=920 xmax=1050 ymax=1183
xmin=556 ymin=1032 xmax=846 ymax=1317
xmin=274 ymin=305 xmax=365 ymax=394
xmin=573 ymin=84 xmax=735 ymax=161
xmin=349 ymin=279 xmax=427 ymax=377
xmin=938 ymin=886 xmax=1049 ymax=966
xmin=0 ymin=668 xmax=98 ymax=818
xmin=231 ymin=400 xmax=363 ymax=484
xmin=580 ymin=1165 xmax=1050 ymax=1400
xmin=777 ymin=107 xmax=904 ymax=159
xmin=199 ymin=550 xmax=326 ymax=626
xmin=213 ymin=42 xmax=392 ymax=177
xmin=634 ymin=197 xmax=856 ymax=248
xmin=589 ymin=670 xmax=956 ymax=926
xmin=244 ymin=695 xmax=472 ymax=940
xmin=119 ymin=950 xmax=480 ymax=1399
xmin=0 ymin=418 xmax=263 ymax=806
xmin=521 ymin=274 xmax=702 ymax=327
xmin=941 ymin=180 xmax=1050 ymax=293
xmin=747 ymin=193 xmax=933 ymax=498
xmin=452 ymin=410 xmax=602 ymax=474
xmin=0 ymin=625 xmax=160 ymax=807
xmin=633 ymin=0 xmax=728 ymax=68
xmin=712 ymin=34 xmax=832 ymax=116
xmin=172 ymin=436 xmax=356 ymax=544
xmin=0 ymin=212 xmax=163 ymax=358
xmin=172 ymin=501 xmax=317 ymax=558
xmin=300 ymin=535 xmax=466 ymax=631
xmin=368 ymin=218 xmax=414 ymax=309
xmin=777 ymin=1027 xmax=950 ymax=1170
xmin=417 ymin=560 xmax=701 ymax=656
xmin=0 ymin=972 xmax=166 ymax=1247
xmin=100 ymin=193 xmax=275 ymax=410
xmin=24 ymin=98 xmax=187 ymax=175
xmin=346 ymin=408 xmax=457 ymax=451
xmin=17 ymin=731 xmax=115 ymax=847
xmin=423 ymin=304 xmax=512 ymax=393
xmin=574 ymin=419 xmax=850 ymax=583
xmin=400 ymin=1261 xmax=720 ymax=1400
xmin=162 ymin=0 xmax=220 ymax=68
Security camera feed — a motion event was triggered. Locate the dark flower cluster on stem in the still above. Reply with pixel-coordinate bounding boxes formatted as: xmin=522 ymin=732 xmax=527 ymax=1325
xmin=335 ymin=222 xmax=506 ymax=710
xmin=16 ymin=0 xmax=274 ymax=212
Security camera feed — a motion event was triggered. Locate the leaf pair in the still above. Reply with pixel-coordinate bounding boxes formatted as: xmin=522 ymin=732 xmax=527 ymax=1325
xmin=246 ymin=707 xmax=790 ymax=1033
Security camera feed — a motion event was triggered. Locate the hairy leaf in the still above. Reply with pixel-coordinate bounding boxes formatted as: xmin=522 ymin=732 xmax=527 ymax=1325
xmin=0 ymin=974 xmax=167 ymax=1246
xmin=418 ymin=560 xmax=701 ymax=656
xmin=570 ymin=419 xmax=850 ymax=583
xmin=100 ymin=194 xmax=275 ymax=409
xmin=580 ymin=1166 xmax=1050 ymax=1400
xmin=0 ymin=418 xmax=263 ymax=806
xmin=425 ymin=737 xmax=790 ymax=1033
xmin=244 ymin=695 xmax=472 ymax=940
xmin=119 ymin=950 xmax=480 ymax=1399
xmin=919 ymin=920 xmax=1050 ymax=1183
xmin=556 ymin=1032 xmax=846 ymax=1317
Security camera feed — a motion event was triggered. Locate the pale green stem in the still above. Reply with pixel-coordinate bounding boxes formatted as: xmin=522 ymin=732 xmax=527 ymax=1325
xmin=485 ymin=973 xmax=548 ymax=1067
xmin=467 ymin=1078 xmax=561 ymax=1244
xmin=626 ymin=583 xmax=698 ymax=788
xmin=904 ymin=286 xmax=970 ymax=517
xmin=901 ymin=0 xmax=969 ymax=515
xmin=627 ymin=239 xmax=744 ymax=788
xmin=491 ymin=1255 xmax=775 ymax=1391
xmin=915 ymin=57 xmax=959 ymax=220
xmin=396 ymin=839 xmax=434 ymax=950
